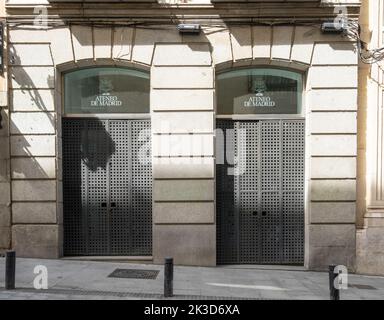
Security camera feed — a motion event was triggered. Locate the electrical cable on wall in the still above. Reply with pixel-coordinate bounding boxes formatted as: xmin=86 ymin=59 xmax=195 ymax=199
xmin=343 ymin=18 xmax=384 ymax=64
xmin=6 ymin=15 xmax=384 ymax=64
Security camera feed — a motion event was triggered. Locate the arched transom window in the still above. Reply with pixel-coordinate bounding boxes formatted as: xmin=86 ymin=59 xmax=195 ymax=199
xmin=64 ymin=67 xmax=150 ymax=114
xmin=217 ymin=68 xmax=303 ymax=115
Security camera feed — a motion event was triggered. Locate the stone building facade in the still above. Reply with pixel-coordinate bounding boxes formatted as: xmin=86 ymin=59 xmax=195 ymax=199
xmin=356 ymin=0 xmax=384 ymax=275
xmin=0 ymin=0 xmax=375 ymax=272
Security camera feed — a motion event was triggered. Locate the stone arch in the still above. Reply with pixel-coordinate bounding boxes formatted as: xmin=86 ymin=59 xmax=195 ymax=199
xmin=55 ymin=59 xmax=150 ymax=116
xmin=55 ymin=61 xmax=151 ymax=241
xmin=213 ymin=56 xmax=310 ymax=267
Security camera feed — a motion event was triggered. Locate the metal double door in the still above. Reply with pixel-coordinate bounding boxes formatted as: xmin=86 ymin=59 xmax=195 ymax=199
xmin=216 ymin=120 xmax=305 ymax=264
xmin=62 ymin=119 xmax=152 ymax=256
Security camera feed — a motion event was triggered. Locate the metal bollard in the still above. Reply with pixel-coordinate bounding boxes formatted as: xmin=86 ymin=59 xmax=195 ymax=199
xmin=164 ymin=257 xmax=173 ymax=297
xmin=329 ymin=264 xmax=340 ymax=300
xmin=5 ymin=250 xmax=16 ymax=290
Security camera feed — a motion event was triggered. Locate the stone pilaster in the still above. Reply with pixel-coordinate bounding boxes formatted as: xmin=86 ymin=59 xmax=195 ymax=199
xmin=356 ymin=0 xmax=384 ymax=275
xmin=151 ymin=42 xmax=216 ymax=266
xmin=0 ymin=7 xmax=10 ymax=252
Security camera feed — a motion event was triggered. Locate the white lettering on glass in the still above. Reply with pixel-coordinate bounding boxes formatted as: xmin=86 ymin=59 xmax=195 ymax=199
xmin=91 ymin=94 xmax=122 ymax=107
xmin=244 ymin=94 xmax=276 ymax=108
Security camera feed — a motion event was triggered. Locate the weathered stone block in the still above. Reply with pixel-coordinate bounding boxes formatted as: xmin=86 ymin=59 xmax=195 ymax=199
xmin=153 ymin=43 xmax=211 ymax=66
xmin=310 ymin=202 xmax=356 ymax=223
xmin=154 ymin=179 xmax=214 ymax=201
xmin=0 ymin=90 xmax=8 ymax=107
xmin=12 ymin=157 xmax=56 ymax=179
xmin=311 ymin=180 xmax=356 ymax=201
xmin=312 ymin=42 xmax=358 ymax=65
xmin=0 ymin=205 xmax=11 ymax=227
xmin=57 ymin=181 xmax=63 ymax=203
xmin=11 ymin=67 xmax=55 ymax=89
xmin=9 ymin=28 xmax=49 ymax=43
xmin=94 ymin=27 xmax=112 ymax=59
xmin=0 ymin=227 xmax=10 ymax=249
xmin=152 ymin=67 xmax=213 ymax=89
xmin=362 ymin=212 xmax=384 ymax=227
xmin=311 ymin=157 xmax=356 ymax=179
xmin=12 ymin=225 xmax=60 ymax=258
xmin=230 ymin=26 xmax=252 ymax=62
xmin=11 ymin=89 xmax=55 ymax=112
xmin=49 ymin=27 xmax=74 ymax=65
xmin=71 ymin=25 xmax=93 ymax=61
xmin=112 ymin=27 xmax=134 ymax=61
xmin=153 ymin=157 xmax=214 ymax=179
xmin=310 ymin=112 xmax=356 ymax=134
xmin=152 ymin=112 xmax=213 ymax=134
xmin=204 ymin=27 xmax=232 ymax=65
xmin=12 ymin=180 xmax=56 ymax=201
xmin=0 ymin=159 xmax=10 ymax=182
xmin=308 ymin=245 xmax=356 ymax=271
xmin=11 ymin=135 xmax=56 ymax=156
xmin=271 ymin=26 xmax=294 ymax=60
xmin=151 ymin=89 xmax=214 ymax=111
xmin=10 ymin=44 xmax=53 ymax=66
xmin=12 ymin=202 xmax=57 ymax=224
xmin=291 ymin=26 xmax=314 ymax=64
xmin=57 ymin=202 xmax=63 ymax=226
xmin=252 ymin=26 xmax=271 ymax=59
xmin=309 ymin=66 xmax=357 ymax=88
xmin=0 ymin=109 xmax=9 ymax=137
xmin=357 ymin=227 xmax=384 ymax=275
xmin=0 ymin=182 xmax=10 ymax=204
xmin=132 ymin=27 xmax=182 ymax=65
xmin=308 ymin=224 xmax=356 ymax=270
xmin=310 ymin=89 xmax=358 ymax=111
xmin=153 ymin=224 xmax=215 ymax=266
xmin=154 ymin=202 xmax=214 ymax=224
xmin=152 ymin=134 xmax=214 ymax=157
xmin=311 ymin=135 xmax=356 ymax=156
xmin=10 ymin=112 xmax=55 ymax=134
xmin=0 ymin=137 xmax=9 ymax=159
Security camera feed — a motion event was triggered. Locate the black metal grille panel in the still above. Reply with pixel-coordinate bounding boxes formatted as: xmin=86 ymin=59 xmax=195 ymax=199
xmin=63 ymin=119 xmax=152 ymax=256
xmin=216 ymin=120 xmax=305 ymax=265
xmin=108 ymin=269 xmax=159 ymax=280
xmin=239 ymin=121 xmax=260 ymax=264
xmin=216 ymin=120 xmax=237 ymax=264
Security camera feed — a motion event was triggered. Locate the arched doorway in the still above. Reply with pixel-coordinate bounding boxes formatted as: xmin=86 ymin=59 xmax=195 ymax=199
xmin=216 ymin=67 xmax=305 ymax=264
xmin=62 ymin=67 xmax=152 ymax=256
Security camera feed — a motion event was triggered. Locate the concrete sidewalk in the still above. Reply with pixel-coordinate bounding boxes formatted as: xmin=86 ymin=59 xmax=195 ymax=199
xmin=0 ymin=258 xmax=383 ymax=300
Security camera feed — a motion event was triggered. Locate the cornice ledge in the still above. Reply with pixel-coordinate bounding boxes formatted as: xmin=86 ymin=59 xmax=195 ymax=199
xmin=320 ymin=0 xmax=361 ymax=7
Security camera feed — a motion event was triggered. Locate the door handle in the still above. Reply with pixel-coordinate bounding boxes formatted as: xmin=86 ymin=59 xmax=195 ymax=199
xmin=111 ymin=202 xmax=117 ymax=208
xmin=252 ymin=211 xmax=258 ymax=216
xmin=101 ymin=202 xmax=107 ymax=208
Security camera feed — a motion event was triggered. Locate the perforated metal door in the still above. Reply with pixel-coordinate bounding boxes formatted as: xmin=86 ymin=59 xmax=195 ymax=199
xmin=63 ymin=119 xmax=152 ymax=256
xmin=216 ymin=120 xmax=237 ymax=264
xmin=216 ymin=120 xmax=304 ymax=264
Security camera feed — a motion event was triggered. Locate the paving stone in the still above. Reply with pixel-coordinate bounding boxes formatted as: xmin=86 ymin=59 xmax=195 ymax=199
xmin=0 ymin=258 xmax=383 ymax=300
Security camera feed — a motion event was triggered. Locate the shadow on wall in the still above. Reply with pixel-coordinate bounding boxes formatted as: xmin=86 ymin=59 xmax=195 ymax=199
xmin=8 ymin=45 xmax=55 ymax=180
xmin=9 ymin=45 xmax=55 ymax=124
xmin=9 ymin=44 xmax=117 ymax=178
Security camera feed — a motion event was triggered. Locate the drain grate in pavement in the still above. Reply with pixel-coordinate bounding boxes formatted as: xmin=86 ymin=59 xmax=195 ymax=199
xmin=108 ymin=268 xmax=159 ymax=280
xmin=348 ymin=284 xmax=377 ymax=290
